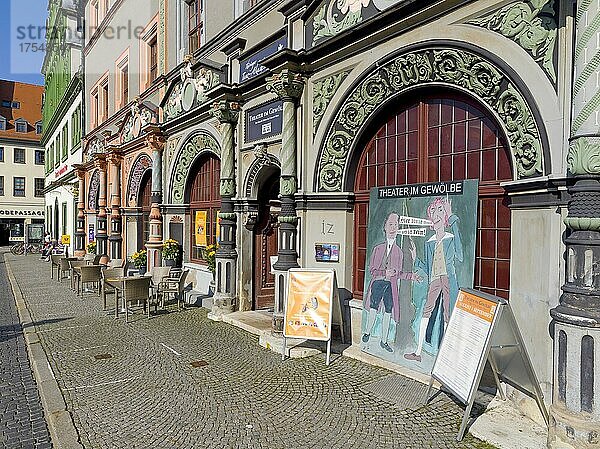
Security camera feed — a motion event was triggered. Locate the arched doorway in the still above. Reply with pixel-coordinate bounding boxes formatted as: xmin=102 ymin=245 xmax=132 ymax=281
xmin=138 ymin=171 xmax=152 ymax=247
xmin=187 ymin=153 xmax=221 ymax=263
xmin=253 ymin=170 xmax=280 ymax=310
xmin=353 ymin=92 xmax=512 ymax=301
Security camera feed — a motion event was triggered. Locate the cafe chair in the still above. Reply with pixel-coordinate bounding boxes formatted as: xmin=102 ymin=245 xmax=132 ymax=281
xmin=101 ymin=267 xmax=125 ymax=310
xmin=157 ymin=269 xmax=190 ymax=312
xmin=77 ymin=265 xmax=103 ymax=297
xmin=68 ymin=259 xmax=87 ymax=291
xmin=58 ymin=257 xmax=77 ymax=282
xmin=120 ymin=277 xmax=151 ymax=323
xmin=50 ymin=254 xmax=62 ymax=280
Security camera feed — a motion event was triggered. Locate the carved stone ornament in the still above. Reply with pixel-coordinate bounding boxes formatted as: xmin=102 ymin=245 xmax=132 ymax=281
xmin=220 ymin=179 xmax=236 ymax=197
xmin=316 ymin=47 xmax=544 ymax=191
xmin=313 ymin=70 xmax=351 ymax=136
xmin=245 ymin=153 xmax=281 ymax=197
xmin=88 ymin=170 xmax=100 ymax=211
xmin=567 ymin=137 xmax=600 ymax=176
xmin=210 ymin=100 xmax=240 ymax=124
xmin=467 ymin=0 xmax=557 ymax=84
xmin=122 ymin=102 xmax=156 ymax=144
xmin=87 ymin=138 xmax=106 ymax=161
xmin=266 ymin=70 xmax=305 ymax=101
xmin=164 ymin=59 xmax=220 ymax=122
xmin=170 ymin=132 xmax=221 ymax=204
xmin=127 ymin=153 xmax=152 ymax=206
xmin=253 ymin=143 xmax=268 ymax=160
xmin=280 ymin=177 xmax=297 ymax=196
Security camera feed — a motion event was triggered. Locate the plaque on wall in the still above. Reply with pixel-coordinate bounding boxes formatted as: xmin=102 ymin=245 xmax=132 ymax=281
xmin=239 ymin=35 xmax=287 ymax=83
xmin=315 ymin=243 xmax=340 ymax=262
xmin=245 ymin=100 xmax=283 ymax=143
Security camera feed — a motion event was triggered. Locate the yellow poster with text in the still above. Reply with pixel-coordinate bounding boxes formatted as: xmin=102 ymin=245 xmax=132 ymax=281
xmin=61 ymin=235 xmax=71 ymax=245
xmin=284 ymin=270 xmax=334 ymax=341
xmin=195 ymin=211 xmax=207 ymax=246
xmin=215 ymin=210 xmax=221 ymax=244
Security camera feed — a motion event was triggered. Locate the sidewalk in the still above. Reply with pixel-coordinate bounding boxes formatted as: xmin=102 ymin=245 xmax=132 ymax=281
xmin=5 ymin=253 xmax=498 ymax=449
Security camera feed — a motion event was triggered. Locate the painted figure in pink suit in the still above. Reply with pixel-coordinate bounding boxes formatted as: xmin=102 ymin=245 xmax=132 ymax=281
xmin=362 ymin=212 xmax=420 ymax=352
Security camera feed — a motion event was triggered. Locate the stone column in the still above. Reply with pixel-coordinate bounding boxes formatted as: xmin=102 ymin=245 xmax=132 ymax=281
xmin=145 ymin=132 xmax=166 ymax=271
xmin=266 ymin=69 xmax=305 ymax=332
xmin=210 ymin=100 xmax=240 ymax=317
xmin=74 ymin=168 xmax=86 ymax=257
xmin=549 ymin=4 xmax=600 ymax=448
xmin=108 ymin=153 xmax=123 ymax=260
xmin=95 ymin=155 xmax=109 ymax=264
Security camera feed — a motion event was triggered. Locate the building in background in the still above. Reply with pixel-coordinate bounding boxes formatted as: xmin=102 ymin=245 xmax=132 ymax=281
xmin=0 ymin=80 xmax=45 ymax=245
xmin=42 ymin=0 xmax=83 ymax=253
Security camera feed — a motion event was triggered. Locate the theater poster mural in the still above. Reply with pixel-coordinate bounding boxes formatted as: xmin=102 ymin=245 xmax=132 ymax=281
xmin=360 ymin=180 xmax=478 ymax=374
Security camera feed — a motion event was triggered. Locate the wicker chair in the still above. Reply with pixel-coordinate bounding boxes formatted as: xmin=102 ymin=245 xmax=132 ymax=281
xmin=157 ymin=269 xmax=190 ymax=311
xmin=107 ymin=258 xmax=125 ymax=269
xmin=83 ymin=253 xmax=96 ymax=264
xmin=148 ymin=267 xmax=171 ymax=315
xmin=77 ymin=265 xmax=103 ymax=297
xmin=50 ymin=254 xmax=62 ymax=279
xmin=59 ymin=257 xmax=78 ymax=282
xmin=101 ymin=267 xmax=124 ymax=310
xmin=68 ymin=260 xmax=87 ymax=291
xmin=120 ymin=277 xmax=151 ymax=323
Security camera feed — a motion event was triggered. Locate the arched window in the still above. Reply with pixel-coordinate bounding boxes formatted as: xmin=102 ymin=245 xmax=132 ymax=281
xmin=353 ymin=93 xmax=512 ymax=300
xmin=188 ymin=153 xmax=221 ymax=262
xmin=138 ymin=171 xmax=152 ymax=246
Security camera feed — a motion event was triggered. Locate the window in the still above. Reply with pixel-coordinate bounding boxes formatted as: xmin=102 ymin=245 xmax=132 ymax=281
xmin=188 ymin=154 xmax=221 ymax=262
xmin=122 ymin=65 xmax=129 ymax=105
xmin=62 ymin=126 xmax=68 ymax=159
xmin=62 ymin=202 xmax=68 ymax=235
xmin=15 ymin=120 xmax=27 ymax=133
xmin=12 ymin=102 xmax=20 ymax=109
xmin=13 ymin=177 xmax=25 ymax=197
xmin=55 ymin=134 xmax=60 ymax=167
xmin=0 ymin=176 xmax=4 ymax=196
xmin=0 ymin=117 xmax=6 ymax=130
xmin=0 ymin=147 xmax=4 ymax=162
xmin=71 ymin=106 xmax=81 ymax=150
xmin=187 ymin=0 xmax=202 ymax=53
xmin=36 ymin=122 xmax=43 ymax=134
xmin=35 ymin=150 xmax=45 ymax=165
xmin=149 ymin=37 xmax=158 ymax=82
xmin=1 ymin=100 xmax=10 ymax=107
xmin=91 ymin=0 xmax=99 ymax=29
xmin=35 ymin=178 xmax=45 ymax=197
xmin=14 ymin=148 xmax=25 ymax=164
xmin=116 ymin=56 xmax=129 ymax=109
xmin=91 ymin=88 xmax=99 ymax=127
xmin=101 ymin=81 xmax=109 ymax=122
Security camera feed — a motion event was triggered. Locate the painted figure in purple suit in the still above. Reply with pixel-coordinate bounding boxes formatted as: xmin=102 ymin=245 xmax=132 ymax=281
xmin=362 ymin=212 xmax=420 ymax=352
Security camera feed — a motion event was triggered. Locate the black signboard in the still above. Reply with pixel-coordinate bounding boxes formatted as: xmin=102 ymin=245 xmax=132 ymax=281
xmin=245 ymin=100 xmax=284 ymax=143
xmin=239 ymin=35 xmax=287 ymax=83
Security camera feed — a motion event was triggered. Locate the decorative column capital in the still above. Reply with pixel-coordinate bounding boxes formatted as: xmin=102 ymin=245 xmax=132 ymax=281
xmin=107 ymin=152 xmax=123 ymax=166
xmin=94 ymin=154 xmax=108 ymax=172
xmin=266 ymin=69 xmax=305 ymax=101
xmin=210 ymin=100 xmax=241 ymax=124
xmin=567 ymin=137 xmax=600 ymax=177
xmin=145 ymin=132 xmax=166 ymax=153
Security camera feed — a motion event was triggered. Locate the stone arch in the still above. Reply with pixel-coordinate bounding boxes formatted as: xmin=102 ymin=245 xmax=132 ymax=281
xmin=244 ymin=153 xmax=281 ymax=198
xmin=126 ymin=153 xmax=152 ymax=207
xmin=88 ymin=170 xmax=100 ymax=210
xmin=169 ymin=130 xmax=221 ymax=204
xmin=315 ymin=44 xmax=548 ymax=192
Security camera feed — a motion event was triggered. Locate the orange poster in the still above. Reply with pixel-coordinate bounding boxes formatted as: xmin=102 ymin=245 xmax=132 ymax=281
xmin=194 ymin=211 xmax=207 ymax=246
xmin=455 ymin=290 xmax=497 ymax=323
xmin=284 ymin=269 xmax=335 ymax=341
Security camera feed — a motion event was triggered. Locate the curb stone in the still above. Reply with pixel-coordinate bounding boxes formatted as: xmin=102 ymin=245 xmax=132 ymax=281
xmin=4 ymin=254 xmax=84 ymax=449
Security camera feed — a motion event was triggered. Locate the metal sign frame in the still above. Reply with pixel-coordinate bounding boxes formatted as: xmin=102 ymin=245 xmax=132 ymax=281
xmin=281 ymin=268 xmax=341 ymax=366
xmin=425 ymin=288 xmax=549 ymax=441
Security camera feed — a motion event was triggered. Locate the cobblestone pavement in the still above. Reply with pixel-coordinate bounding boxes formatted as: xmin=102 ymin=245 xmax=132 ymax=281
xmin=0 ymin=253 xmax=52 ymax=449
xmin=6 ymin=254 xmax=497 ymax=449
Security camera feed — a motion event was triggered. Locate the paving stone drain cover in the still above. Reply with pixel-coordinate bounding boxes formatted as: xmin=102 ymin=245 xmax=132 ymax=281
xmin=93 ymin=353 xmax=113 ymax=360
xmin=190 ymin=360 xmax=208 ymax=368
xmin=360 ymin=374 xmax=436 ymax=411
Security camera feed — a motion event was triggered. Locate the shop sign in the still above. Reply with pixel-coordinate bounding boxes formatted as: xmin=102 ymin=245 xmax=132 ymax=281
xmin=54 ymin=165 xmax=68 ymax=178
xmin=360 ymin=180 xmax=479 ymax=375
xmin=0 ymin=210 xmax=44 ymax=216
xmin=245 ymin=100 xmax=283 ymax=143
xmin=88 ymin=224 xmax=95 ymax=242
xmin=61 ymin=235 xmax=71 ymax=245
xmin=239 ymin=35 xmax=287 ymax=83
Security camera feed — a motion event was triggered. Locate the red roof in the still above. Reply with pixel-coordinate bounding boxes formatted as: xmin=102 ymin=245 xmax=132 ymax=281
xmin=0 ymin=80 xmax=44 ymax=143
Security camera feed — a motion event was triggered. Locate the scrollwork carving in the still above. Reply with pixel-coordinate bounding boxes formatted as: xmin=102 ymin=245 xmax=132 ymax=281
xmin=313 ymin=70 xmax=350 ymax=136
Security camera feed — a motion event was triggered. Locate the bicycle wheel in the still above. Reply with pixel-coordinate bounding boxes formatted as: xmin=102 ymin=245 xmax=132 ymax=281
xmin=11 ymin=243 xmax=24 ymax=255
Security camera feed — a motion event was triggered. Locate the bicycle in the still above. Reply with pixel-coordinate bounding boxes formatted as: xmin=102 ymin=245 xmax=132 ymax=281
xmin=10 ymin=242 xmax=43 ymax=255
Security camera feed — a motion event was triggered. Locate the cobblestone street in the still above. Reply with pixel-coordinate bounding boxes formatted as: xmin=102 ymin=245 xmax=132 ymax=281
xmin=0 ymin=253 xmax=52 ymax=449
xmin=4 ymin=253 xmax=497 ymax=449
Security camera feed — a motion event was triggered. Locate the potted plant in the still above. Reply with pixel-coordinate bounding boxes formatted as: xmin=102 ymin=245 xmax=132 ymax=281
xmin=205 ymin=243 xmax=217 ymax=277
xmin=130 ymin=249 xmax=147 ymax=275
xmin=161 ymin=239 xmax=180 ymax=267
xmin=86 ymin=241 xmax=97 ymax=254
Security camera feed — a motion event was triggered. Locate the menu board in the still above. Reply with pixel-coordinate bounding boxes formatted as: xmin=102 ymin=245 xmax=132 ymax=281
xmin=284 ymin=269 xmax=335 ymax=341
xmin=431 ymin=289 xmax=499 ymax=403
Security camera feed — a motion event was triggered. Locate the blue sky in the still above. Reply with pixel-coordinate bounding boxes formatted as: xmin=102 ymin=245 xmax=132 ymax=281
xmin=0 ymin=0 xmax=47 ymax=85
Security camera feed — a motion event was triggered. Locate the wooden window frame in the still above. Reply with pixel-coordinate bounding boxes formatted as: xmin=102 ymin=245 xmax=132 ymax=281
xmin=13 ymin=177 xmax=25 ymax=197
xmin=139 ymin=16 xmax=159 ymax=91
xmin=115 ymin=49 xmax=130 ymax=110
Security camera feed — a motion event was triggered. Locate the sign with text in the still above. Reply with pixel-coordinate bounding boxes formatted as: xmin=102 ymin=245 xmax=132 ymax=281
xmin=88 ymin=224 xmax=94 ymax=243
xmin=284 ymin=269 xmax=335 ymax=341
xmin=61 ymin=235 xmax=71 ymax=245
xmin=315 ymin=243 xmax=340 ymax=262
xmin=194 ymin=211 xmax=207 ymax=246
xmin=245 ymin=100 xmax=283 ymax=143
xmin=431 ymin=289 xmax=498 ymax=403
xmin=239 ymin=35 xmax=287 ymax=83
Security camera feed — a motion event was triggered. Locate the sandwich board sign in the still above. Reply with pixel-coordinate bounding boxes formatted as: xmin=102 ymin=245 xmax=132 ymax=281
xmin=282 ymin=268 xmax=342 ymax=365
xmin=426 ymin=288 xmax=549 ymax=441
